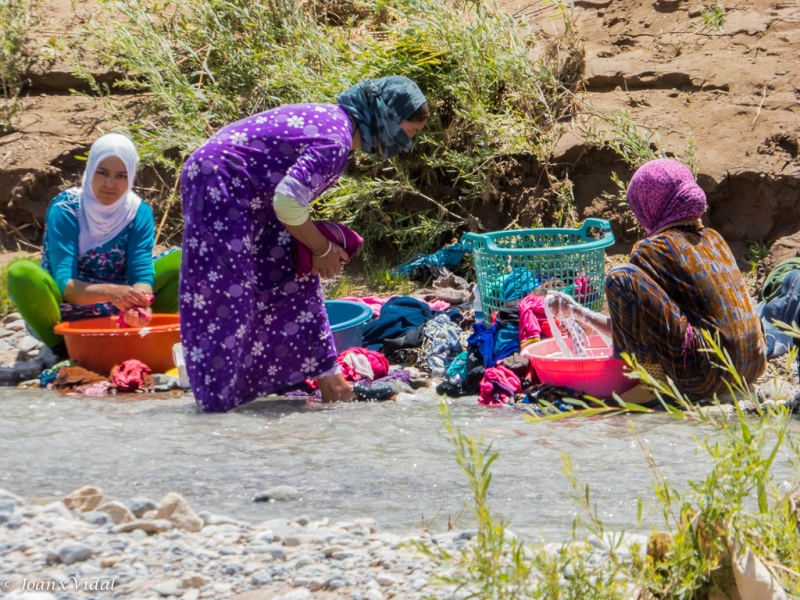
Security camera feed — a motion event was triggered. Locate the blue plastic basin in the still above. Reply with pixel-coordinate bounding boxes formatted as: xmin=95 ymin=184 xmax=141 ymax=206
xmin=325 ymin=300 xmax=373 ymax=353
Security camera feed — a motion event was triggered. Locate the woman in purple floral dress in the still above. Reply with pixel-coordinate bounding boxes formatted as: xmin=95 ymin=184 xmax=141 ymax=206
xmin=179 ymin=76 xmax=428 ymax=412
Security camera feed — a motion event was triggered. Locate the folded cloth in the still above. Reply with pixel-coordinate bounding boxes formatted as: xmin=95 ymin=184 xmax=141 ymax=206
xmin=110 ymin=359 xmax=153 ymax=392
xmin=293 ymin=221 xmax=363 ymax=276
xmin=478 ymin=365 xmax=522 ymax=406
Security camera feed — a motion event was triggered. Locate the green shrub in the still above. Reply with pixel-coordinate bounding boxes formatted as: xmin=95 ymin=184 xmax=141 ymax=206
xmin=74 ymin=0 xmax=583 ymax=259
xmin=0 ymin=0 xmax=38 ymax=131
xmin=428 ymin=332 xmax=800 ymax=597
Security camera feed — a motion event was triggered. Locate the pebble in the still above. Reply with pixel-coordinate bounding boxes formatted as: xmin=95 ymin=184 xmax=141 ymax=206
xmin=128 ymin=497 xmax=158 ymax=518
xmin=57 ymin=541 xmax=93 ymax=564
xmin=249 ymin=569 xmax=272 ymax=586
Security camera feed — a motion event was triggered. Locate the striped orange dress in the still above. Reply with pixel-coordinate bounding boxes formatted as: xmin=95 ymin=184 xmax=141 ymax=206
xmin=605 ymin=223 xmax=766 ymax=399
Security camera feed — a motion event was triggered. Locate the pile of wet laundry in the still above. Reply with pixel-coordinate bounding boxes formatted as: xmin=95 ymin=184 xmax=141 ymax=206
xmin=37 ymin=358 xmax=182 ymax=395
xmin=305 ymin=242 xmax=599 ymax=408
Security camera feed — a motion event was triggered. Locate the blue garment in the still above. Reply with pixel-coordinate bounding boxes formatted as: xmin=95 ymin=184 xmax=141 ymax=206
xmin=41 ymin=189 xmax=155 ymax=294
xmin=468 ymin=322 xmax=496 ymax=367
xmin=446 ymin=351 xmax=469 ymax=381
xmin=493 ymin=323 xmax=520 ymax=362
xmin=467 ymin=321 xmax=521 ymax=368
xmin=395 ymin=243 xmax=468 ymax=277
xmin=362 ymin=296 xmax=459 ymax=346
xmin=502 ymin=268 xmax=540 ymax=302
xmin=759 ymin=269 xmax=800 ymax=359
xmin=337 ymin=76 xmax=426 ymax=159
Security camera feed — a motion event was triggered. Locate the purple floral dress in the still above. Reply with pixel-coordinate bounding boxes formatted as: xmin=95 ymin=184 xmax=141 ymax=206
xmin=179 ymin=103 xmax=354 ymax=412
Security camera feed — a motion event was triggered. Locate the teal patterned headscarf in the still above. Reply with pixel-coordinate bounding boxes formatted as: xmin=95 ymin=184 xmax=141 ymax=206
xmin=337 ymin=76 xmax=427 ymax=159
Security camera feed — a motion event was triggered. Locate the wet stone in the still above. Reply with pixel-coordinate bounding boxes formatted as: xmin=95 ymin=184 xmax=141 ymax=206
xmin=58 ymin=541 xmax=93 ymax=564
xmin=253 ymin=485 xmax=301 ymax=502
xmin=251 ymin=570 xmax=272 ymax=586
xmin=128 ymin=497 xmax=158 ymax=518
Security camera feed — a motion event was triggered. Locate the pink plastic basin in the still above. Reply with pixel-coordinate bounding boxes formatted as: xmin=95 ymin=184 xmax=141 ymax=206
xmin=520 ymin=335 xmax=638 ymax=398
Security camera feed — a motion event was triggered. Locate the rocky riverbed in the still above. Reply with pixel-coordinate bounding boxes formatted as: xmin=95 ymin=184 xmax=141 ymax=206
xmin=0 ymin=485 xmax=475 ymax=600
xmin=0 ymin=312 xmax=59 ymax=385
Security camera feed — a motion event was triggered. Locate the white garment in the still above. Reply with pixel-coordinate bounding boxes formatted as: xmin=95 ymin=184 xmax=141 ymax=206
xmin=78 ymin=133 xmax=143 ymax=254
xmin=273 ymin=191 xmax=309 ymax=226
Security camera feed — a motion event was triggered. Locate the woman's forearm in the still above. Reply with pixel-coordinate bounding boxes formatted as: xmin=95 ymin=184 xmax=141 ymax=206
xmin=283 ymin=218 xmax=329 ymax=255
xmin=63 ymin=280 xmax=152 ymax=308
xmin=63 ymin=280 xmax=119 ymax=305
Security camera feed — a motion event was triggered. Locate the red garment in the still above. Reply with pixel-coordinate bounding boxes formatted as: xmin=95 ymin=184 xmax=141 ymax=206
xmin=337 ymin=348 xmax=389 ymax=382
xmin=110 ymin=359 xmax=153 ymax=392
xmin=478 ymin=366 xmax=522 ymax=406
xmin=519 ymin=294 xmax=558 ymax=346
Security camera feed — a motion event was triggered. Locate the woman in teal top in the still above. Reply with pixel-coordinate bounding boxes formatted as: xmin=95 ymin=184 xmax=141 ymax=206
xmin=7 ymin=133 xmax=180 ymax=355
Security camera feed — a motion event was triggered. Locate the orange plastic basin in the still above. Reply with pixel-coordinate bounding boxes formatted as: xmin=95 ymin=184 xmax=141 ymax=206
xmin=54 ymin=314 xmax=180 ymax=375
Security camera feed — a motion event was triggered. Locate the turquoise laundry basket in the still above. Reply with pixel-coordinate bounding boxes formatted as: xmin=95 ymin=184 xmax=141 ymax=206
xmin=324 ymin=300 xmax=373 ymax=353
xmin=461 ymin=219 xmax=615 ymax=315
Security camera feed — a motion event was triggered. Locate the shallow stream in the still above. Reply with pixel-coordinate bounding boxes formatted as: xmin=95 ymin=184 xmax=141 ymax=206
xmin=1 ymin=388 xmax=796 ymax=542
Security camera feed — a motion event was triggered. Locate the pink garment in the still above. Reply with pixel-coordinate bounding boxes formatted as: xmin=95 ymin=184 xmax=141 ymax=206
xmin=110 ymin=359 xmax=152 ymax=392
xmin=117 ymin=295 xmax=155 ymax=329
xmin=80 ymin=381 xmax=114 ymax=397
xmin=339 ymin=295 xmax=450 ymax=317
xmin=519 ymin=294 xmax=559 ymax=346
xmin=337 ymin=348 xmax=389 ymax=382
xmin=293 ymin=221 xmax=363 ymax=276
xmin=626 ymin=158 xmax=706 ymax=235
xmin=340 ymin=296 xmax=385 ymax=317
xmin=573 ymin=275 xmax=594 ymax=304
xmin=478 ymin=366 xmax=522 ymax=406
xmin=428 ymin=300 xmax=451 ymax=312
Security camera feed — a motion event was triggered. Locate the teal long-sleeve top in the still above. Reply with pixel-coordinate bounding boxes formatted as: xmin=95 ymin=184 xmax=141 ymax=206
xmin=40 ymin=189 xmax=155 ymax=295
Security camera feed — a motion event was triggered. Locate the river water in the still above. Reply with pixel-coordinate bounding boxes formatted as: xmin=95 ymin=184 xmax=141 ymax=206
xmin=1 ymin=387 xmax=796 ymax=542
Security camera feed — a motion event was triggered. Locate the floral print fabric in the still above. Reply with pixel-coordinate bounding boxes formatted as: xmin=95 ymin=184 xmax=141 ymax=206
xmin=179 ymin=103 xmax=354 ymax=412
xmin=41 ymin=189 xmax=137 ymax=321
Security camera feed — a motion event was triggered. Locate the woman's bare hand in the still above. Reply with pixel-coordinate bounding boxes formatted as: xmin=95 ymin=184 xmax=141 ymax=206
xmin=122 ymin=306 xmax=153 ymax=328
xmin=311 ymin=243 xmax=349 ymax=279
xmin=108 ymin=285 xmax=150 ymax=312
xmin=318 ymin=372 xmax=356 ymax=402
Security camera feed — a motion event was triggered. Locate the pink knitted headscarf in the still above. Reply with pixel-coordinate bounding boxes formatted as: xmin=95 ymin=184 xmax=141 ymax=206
xmin=626 ymin=159 xmax=707 ymax=235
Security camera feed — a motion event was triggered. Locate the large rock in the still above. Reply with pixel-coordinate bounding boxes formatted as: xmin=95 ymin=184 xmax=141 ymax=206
xmin=155 ymin=492 xmax=203 ymax=532
xmin=97 ymin=501 xmax=135 ymax=525
xmin=62 ymin=486 xmax=103 ymax=512
xmin=0 ymin=349 xmax=43 ymax=384
xmin=113 ymin=519 xmax=174 ymax=534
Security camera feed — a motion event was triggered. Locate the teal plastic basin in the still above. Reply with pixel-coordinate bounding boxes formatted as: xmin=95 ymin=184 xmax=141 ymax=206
xmin=324 ymin=300 xmax=373 ymax=353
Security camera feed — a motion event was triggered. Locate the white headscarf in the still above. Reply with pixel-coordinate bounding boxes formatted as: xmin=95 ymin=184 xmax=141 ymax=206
xmin=78 ymin=133 xmax=143 ymax=254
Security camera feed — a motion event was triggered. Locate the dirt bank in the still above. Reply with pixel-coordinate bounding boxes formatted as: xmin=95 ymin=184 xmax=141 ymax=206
xmin=2 ymin=0 xmax=799 ymax=265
